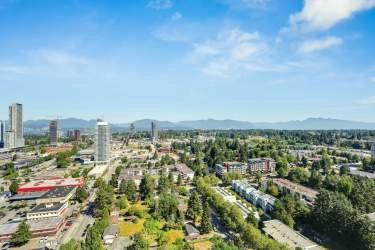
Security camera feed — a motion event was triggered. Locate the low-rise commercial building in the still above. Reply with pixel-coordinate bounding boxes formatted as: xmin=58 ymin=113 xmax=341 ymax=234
xmin=0 ymin=217 xmax=65 ymax=240
xmin=232 ymin=180 xmax=276 ymax=213
xmin=248 ymin=158 xmax=276 ymax=174
xmin=263 ymin=220 xmax=323 ymax=250
xmin=17 ymin=177 xmax=84 ymax=193
xmin=27 ymin=202 xmax=68 ymax=220
xmin=36 ymin=186 xmax=76 ymax=204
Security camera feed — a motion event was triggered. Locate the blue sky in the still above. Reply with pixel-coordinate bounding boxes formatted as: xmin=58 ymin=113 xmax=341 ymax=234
xmin=0 ymin=0 xmax=375 ymax=123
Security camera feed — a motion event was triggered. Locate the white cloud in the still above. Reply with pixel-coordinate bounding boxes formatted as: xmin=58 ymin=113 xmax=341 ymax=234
xmin=370 ymin=77 xmax=375 ymax=82
xmin=171 ymin=12 xmax=182 ymax=21
xmin=298 ymin=36 xmax=343 ymax=53
xmin=220 ymin=0 xmax=271 ymax=9
xmin=288 ymin=0 xmax=375 ymax=32
xmin=357 ymin=96 xmax=375 ymax=105
xmin=147 ymin=0 xmax=172 ymax=10
xmin=28 ymin=49 xmax=93 ymax=65
xmin=186 ymin=28 xmax=263 ymax=74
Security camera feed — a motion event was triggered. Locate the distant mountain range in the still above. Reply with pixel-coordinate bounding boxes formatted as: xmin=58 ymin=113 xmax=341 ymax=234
xmin=22 ymin=117 xmax=375 ymax=130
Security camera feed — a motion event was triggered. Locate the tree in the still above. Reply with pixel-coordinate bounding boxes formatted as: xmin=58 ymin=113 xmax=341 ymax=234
xmin=276 ymin=159 xmax=288 ymax=177
xmin=9 ymin=179 xmax=19 ymax=194
xmin=60 ymin=239 xmax=81 ymax=250
xmin=308 ymin=170 xmax=322 ymax=189
xmin=155 ymin=193 xmax=179 ymax=222
xmin=186 ymin=191 xmax=202 ymax=223
xmin=117 ymin=195 xmax=128 ymax=209
xmin=267 ymin=183 xmax=279 ymax=197
xmin=129 ymin=233 xmax=149 ymax=250
xmin=200 ymin=201 xmax=213 ymax=234
xmin=11 ymin=221 xmax=32 ymax=246
xmin=75 ymin=186 xmax=89 ymax=203
xmin=177 ymin=173 xmax=183 ymax=186
xmin=139 ymin=174 xmax=155 ymax=200
xmin=119 ymin=180 xmax=137 ymax=201
xmin=84 ymin=226 xmax=105 ymax=250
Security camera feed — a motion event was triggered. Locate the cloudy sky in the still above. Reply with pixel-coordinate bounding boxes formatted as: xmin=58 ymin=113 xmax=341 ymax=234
xmin=0 ymin=0 xmax=375 ymax=123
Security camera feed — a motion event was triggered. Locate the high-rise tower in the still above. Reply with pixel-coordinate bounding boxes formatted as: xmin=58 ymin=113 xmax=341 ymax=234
xmin=95 ymin=119 xmax=110 ymax=162
xmin=9 ymin=103 xmax=24 ymax=148
xmin=49 ymin=120 xmax=58 ymax=146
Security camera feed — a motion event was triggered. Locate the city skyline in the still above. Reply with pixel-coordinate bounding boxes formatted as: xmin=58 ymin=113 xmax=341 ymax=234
xmin=0 ymin=0 xmax=375 ymax=123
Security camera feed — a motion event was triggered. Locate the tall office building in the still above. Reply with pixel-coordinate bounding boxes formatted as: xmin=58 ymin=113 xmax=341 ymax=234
xmin=74 ymin=129 xmax=81 ymax=141
xmin=151 ymin=121 xmax=158 ymax=142
xmin=9 ymin=103 xmax=24 ymax=148
xmin=0 ymin=121 xmax=4 ymax=148
xmin=95 ymin=119 xmax=110 ymax=162
xmin=371 ymin=139 xmax=375 ymax=160
xmin=49 ymin=120 xmax=58 ymax=146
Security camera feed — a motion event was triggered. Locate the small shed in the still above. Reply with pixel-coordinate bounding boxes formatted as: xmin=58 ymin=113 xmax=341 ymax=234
xmin=185 ymin=223 xmax=200 ymax=240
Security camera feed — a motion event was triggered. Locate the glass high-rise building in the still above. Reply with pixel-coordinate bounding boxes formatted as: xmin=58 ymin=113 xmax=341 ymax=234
xmin=49 ymin=120 xmax=58 ymax=146
xmin=151 ymin=121 xmax=158 ymax=142
xmin=8 ymin=103 xmax=24 ymax=148
xmin=95 ymin=119 xmax=110 ymax=162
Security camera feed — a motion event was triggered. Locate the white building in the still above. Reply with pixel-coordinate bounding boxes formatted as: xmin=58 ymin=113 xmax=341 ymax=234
xmin=8 ymin=103 xmax=24 ymax=148
xmin=4 ymin=131 xmax=15 ymax=149
xmin=371 ymin=140 xmax=375 ymax=159
xmin=232 ymin=180 xmax=276 ymax=213
xmin=95 ymin=119 xmax=110 ymax=163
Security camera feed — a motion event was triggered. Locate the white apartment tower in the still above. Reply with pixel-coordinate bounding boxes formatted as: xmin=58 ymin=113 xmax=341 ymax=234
xmin=8 ymin=103 xmax=24 ymax=148
xmin=95 ymin=119 xmax=110 ymax=162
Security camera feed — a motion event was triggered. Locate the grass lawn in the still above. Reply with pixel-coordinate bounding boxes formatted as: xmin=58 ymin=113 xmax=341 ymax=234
xmin=193 ymin=240 xmax=213 ymax=250
xmin=131 ymin=201 xmax=149 ymax=212
xmin=118 ymin=218 xmax=145 ymax=237
xmin=165 ymin=229 xmax=184 ymax=245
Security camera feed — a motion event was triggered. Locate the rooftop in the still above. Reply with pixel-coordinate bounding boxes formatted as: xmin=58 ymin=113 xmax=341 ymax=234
xmin=349 ymin=170 xmax=375 ymax=179
xmin=0 ymin=217 xmax=64 ymax=236
xmin=8 ymin=191 xmax=47 ymax=201
xmin=40 ymin=186 xmax=76 ymax=199
xmin=103 ymin=224 xmax=118 ymax=237
xmin=263 ymin=220 xmax=323 ymax=250
xmin=248 ymin=157 xmax=275 ymax=163
xmin=271 ymin=178 xmax=319 ymax=198
xmin=17 ymin=177 xmax=84 ymax=192
xmin=29 ymin=202 xmax=65 ymax=214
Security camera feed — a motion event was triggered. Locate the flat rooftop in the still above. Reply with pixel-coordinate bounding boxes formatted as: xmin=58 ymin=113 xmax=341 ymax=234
xmin=29 ymin=202 xmax=65 ymax=214
xmin=17 ymin=177 xmax=84 ymax=192
xmin=40 ymin=186 xmax=76 ymax=199
xmin=9 ymin=191 xmax=47 ymax=201
xmin=0 ymin=217 xmax=64 ymax=236
xmin=263 ymin=220 xmax=323 ymax=250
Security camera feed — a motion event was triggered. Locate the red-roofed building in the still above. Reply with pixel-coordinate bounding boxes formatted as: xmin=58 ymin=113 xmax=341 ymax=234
xmin=17 ymin=177 xmax=84 ymax=193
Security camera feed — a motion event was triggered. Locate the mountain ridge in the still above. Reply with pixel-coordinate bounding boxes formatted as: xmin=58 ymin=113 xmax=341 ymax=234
xmin=21 ymin=117 xmax=375 ymax=130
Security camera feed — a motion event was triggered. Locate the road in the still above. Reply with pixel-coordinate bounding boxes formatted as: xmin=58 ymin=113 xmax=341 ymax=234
xmin=60 ymin=158 xmax=116 ymax=246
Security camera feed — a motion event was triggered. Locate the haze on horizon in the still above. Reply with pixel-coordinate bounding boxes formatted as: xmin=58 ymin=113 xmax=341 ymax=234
xmin=1 ymin=0 xmax=375 ymax=123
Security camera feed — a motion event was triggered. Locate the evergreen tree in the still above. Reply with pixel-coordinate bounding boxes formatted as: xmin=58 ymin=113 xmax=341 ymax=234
xmin=200 ymin=201 xmax=212 ymax=234
xmin=186 ymin=191 xmax=202 ymax=223
xmin=120 ymin=180 xmax=137 ymax=201
xmin=11 ymin=221 xmax=31 ymax=246
xmin=139 ymin=174 xmax=155 ymax=200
